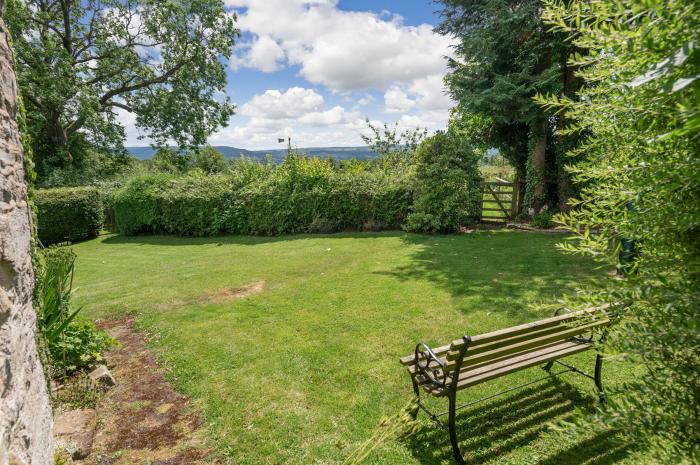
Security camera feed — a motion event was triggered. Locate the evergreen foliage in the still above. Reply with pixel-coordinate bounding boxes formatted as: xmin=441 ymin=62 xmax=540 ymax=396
xmin=436 ymin=0 xmax=581 ymax=212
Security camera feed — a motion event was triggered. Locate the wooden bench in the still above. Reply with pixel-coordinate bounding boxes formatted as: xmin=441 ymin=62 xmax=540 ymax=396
xmin=400 ymin=307 xmax=610 ymax=464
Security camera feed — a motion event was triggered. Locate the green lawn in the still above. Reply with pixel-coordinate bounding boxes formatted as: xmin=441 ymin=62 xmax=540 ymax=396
xmin=72 ymin=231 xmax=638 ymax=465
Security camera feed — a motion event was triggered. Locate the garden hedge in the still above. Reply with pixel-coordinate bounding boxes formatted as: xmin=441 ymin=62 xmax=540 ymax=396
xmin=35 ymin=187 xmax=104 ymax=244
xmin=112 ymin=167 xmax=415 ymax=236
xmin=112 ymin=149 xmax=483 ymax=237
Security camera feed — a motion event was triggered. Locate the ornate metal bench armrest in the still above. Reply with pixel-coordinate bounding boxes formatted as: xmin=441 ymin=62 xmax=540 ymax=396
xmin=414 ymin=342 xmax=448 ymax=389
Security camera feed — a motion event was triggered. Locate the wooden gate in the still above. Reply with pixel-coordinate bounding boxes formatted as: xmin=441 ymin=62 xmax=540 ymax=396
xmin=480 ymin=180 xmax=518 ymax=224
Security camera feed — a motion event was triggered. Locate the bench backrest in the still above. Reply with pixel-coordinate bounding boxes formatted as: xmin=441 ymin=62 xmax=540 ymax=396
xmin=400 ymin=307 xmax=610 ymax=380
xmin=443 ymin=308 xmax=609 ymax=371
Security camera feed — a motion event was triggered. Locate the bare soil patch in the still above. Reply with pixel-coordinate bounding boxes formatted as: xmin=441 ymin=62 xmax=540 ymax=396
xmin=80 ymin=317 xmax=214 ymax=465
xmin=155 ymin=280 xmax=267 ymax=312
xmin=206 ymin=280 xmax=265 ymax=302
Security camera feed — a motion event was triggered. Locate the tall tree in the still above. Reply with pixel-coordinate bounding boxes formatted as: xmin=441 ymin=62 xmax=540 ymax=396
xmin=6 ymin=0 xmax=238 ymax=172
xmin=1 ymin=0 xmax=53 ymax=461
xmin=436 ymin=0 xmax=580 ymax=212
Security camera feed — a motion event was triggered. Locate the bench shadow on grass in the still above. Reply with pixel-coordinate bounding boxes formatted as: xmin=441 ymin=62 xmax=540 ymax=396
xmin=405 ymin=377 xmax=631 ymax=465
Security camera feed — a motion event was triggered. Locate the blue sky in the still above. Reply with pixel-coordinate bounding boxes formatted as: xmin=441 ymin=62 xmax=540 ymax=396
xmin=122 ymin=1 xmax=455 ymax=150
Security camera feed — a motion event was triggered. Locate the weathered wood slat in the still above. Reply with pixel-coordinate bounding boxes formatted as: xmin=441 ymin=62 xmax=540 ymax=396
xmin=483 ymin=181 xmax=514 ymax=187
xmin=400 ymin=308 xmax=607 ymax=369
xmin=426 ymin=341 xmax=593 ymax=396
xmin=444 ymin=319 xmax=600 ymax=363
xmin=448 ymin=308 xmax=604 ymax=350
xmin=445 ymin=320 xmax=604 ymax=367
xmin=486 ymin=184 xmax=509 ymax=214
xmin=480 ymin=218 xmax=508 ymax=223
xmin=482 ymin=189 xmax=513 ymax=194
xmin=410 ymin=340 xmax=587 ymax=386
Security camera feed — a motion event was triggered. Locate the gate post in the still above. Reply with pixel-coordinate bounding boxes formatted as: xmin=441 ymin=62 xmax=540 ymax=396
xmin=509 ymin=177 xmax=519 ymax=220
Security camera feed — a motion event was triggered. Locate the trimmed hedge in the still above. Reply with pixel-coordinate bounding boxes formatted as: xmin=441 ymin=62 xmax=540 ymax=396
xmin=35 ymin=187 xmax=104 ymax=244
xmin=113 ymin=161 xmax=415 ymax=236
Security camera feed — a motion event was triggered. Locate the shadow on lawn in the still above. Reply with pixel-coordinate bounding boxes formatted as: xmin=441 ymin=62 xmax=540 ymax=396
xmin=406 ymin=378 xmax=631 ymax=465
xmin=377 ymin=231 xmax=600 ymax=320
xmin=100 ymin=231 xmax=406 ymax=246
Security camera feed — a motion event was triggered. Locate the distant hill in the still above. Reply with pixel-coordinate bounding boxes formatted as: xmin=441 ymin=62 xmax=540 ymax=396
xmin=126 ymin=146 xmax=378 ymax=163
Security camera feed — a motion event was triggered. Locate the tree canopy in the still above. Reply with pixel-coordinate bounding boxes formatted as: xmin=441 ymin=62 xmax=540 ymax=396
xmin=436 ymin=0 xmax=580 ymax=212
xmin=6 ymin=0 xmax=238 ymax=173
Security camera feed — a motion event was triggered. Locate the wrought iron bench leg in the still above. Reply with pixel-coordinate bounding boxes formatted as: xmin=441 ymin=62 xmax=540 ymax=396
xmin=411 ymin=378 xmax=420 ymax=420
xmin=594 ymin=354 xmax=606 ymax=403
xmin=448 ymin=391 xmax=466 ymax=465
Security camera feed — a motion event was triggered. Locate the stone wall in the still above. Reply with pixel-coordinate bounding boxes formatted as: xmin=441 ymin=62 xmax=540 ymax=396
xmin=0 ymin=0 xmax=54 ymax=463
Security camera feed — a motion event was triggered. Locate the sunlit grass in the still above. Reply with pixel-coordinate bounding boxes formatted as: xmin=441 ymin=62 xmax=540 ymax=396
xmin=72 ymin=231 xmax=638 ymax=464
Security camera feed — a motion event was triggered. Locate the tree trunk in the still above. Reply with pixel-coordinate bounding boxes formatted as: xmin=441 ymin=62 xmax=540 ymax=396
xmin=556 ymin=53 xmax=579 ymax=212
xmin=0 ymin=2 xmax=54 ymax=463
xmin=556 ymin=152 xmax=574 ymax=212
xmin=46 ymin=112 xmax=68 ymax=149
xmin=515 ymin=164 xmax=526 ymax=216
xmin=526 ymin=118 xmax=547 ymax=213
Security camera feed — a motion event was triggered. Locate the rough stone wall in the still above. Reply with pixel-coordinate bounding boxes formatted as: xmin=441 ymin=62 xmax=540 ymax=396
xmin=0 ymin=0 xmax=54 ymax=463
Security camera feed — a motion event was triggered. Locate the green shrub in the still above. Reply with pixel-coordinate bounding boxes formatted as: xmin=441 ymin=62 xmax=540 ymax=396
xmin=49 ymin=318 xmax=115 ymax=375
xmin=158 ymin=175 xmax=232 ymax=236
xmin=37 ymin=246 xmax=115 ymax=378
xmin=404 ymin=131 xmax=482 ymax=233
xmin=35 ymin=186 xmax=104 ymax=244
xmin=532 ymin=210 xmax=554 ymax=229
xmin=111 ymin=174 xmax=172 ymax=235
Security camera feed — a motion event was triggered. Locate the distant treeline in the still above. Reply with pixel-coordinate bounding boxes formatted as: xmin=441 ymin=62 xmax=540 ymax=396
xmin=126 ymin=146 xmax=379 ymax=163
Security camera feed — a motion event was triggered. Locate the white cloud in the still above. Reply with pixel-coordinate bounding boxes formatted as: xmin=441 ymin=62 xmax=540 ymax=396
xmin=397 ymin=110 xmax=449 ymax=131
xmin=231 ymin=35 xmax=285 ymax=72
xmin=240 ymin=87 xmax=324 ymax=119
xmin=383 ymin=75 xmax=453 ymax=114
xmin=298 ymin=106 xmax=361 ymax=126
xmin=114 ymin=107 xmax=148 ymax=146
xmin=123 ymin=2 xmax=457 ymax=150
xmin=209 ymin=124 xmax=366 ymax=150
xmin=408 ymin=74 xmax=453 ymax=111
xmin=226 ymin=0 xmax=454 ymax=91
xmin=357 ymin=95 xmax=374 ymax=106
xmin=209 ymin=86 xmax=367 ymax=149
xmin=384 ymin=86 xmax=415 ymax=114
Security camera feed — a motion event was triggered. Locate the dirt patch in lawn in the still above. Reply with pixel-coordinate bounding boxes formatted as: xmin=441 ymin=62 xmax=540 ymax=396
xmin=155 ymin=280 xmax=266 ymax=312
xmin=206 ymin=280 xmax=265 ymax=302
xmin=81 ymin=317 xmax=215 ymax=465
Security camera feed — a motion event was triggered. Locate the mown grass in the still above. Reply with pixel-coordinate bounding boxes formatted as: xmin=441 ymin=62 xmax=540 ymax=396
xmin=72 ymin=231 xmax=640 ymax=464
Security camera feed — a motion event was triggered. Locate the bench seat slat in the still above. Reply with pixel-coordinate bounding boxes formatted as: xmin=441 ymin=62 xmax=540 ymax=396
xmin=444 ymin=317 xmax=602 ymax=362
xmin=426 ymin=340 xmax=593 ymax=396
xmin=400 ymin=318 xmax=607 ymax=373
